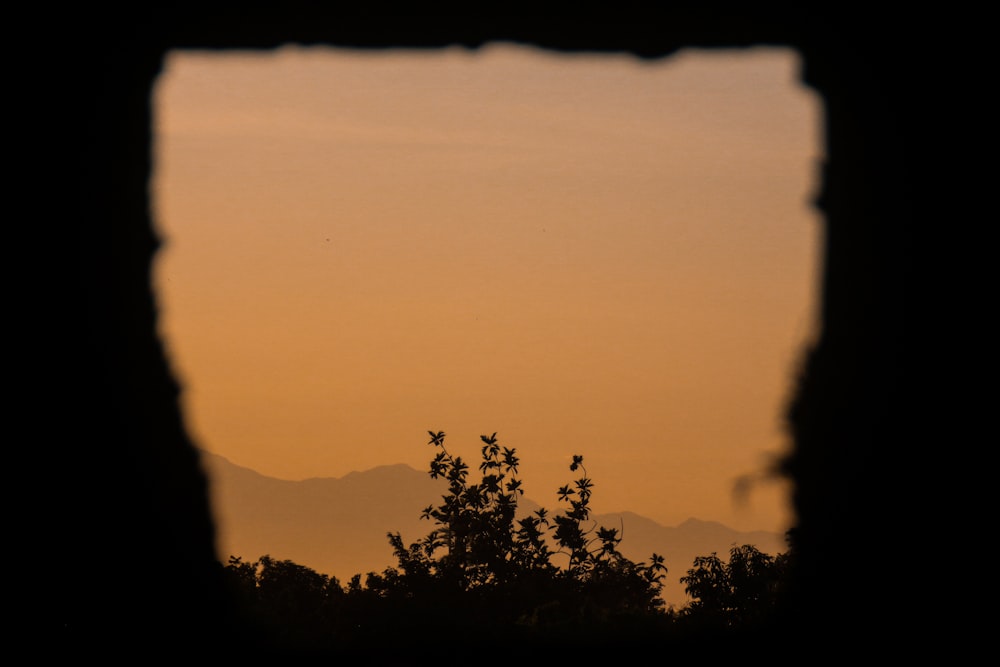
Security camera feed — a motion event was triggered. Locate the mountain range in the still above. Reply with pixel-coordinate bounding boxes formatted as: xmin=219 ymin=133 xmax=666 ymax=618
xmin=200 ymin=451 xmax=788 ymax=609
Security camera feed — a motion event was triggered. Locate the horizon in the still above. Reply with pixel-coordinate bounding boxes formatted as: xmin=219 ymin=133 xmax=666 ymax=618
xmin=155 ymin=43 xmax=821 ymax=535
xmin=202 ymin=447 xmax=784 ymax=534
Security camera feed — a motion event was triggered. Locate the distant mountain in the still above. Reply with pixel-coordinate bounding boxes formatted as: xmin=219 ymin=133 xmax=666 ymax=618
xmin=200 ymin=451 xmax=787 ymax=609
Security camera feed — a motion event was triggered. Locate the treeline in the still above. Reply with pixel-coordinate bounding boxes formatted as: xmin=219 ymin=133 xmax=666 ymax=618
xmin=217 ymin=433 xmax=794 ymax=657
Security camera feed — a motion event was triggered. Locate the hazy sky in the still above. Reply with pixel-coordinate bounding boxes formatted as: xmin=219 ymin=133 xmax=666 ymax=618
xmin=153 ymin=43 xmax=821 ymax=534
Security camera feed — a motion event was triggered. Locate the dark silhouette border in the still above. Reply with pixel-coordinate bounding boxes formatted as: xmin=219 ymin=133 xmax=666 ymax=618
xmin=70 ymin=9 xmax=912 ymax=660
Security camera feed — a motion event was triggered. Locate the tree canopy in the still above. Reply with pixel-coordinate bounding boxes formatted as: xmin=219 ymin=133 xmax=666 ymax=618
xmin=217 ymin=431 xmax=793 ymax=655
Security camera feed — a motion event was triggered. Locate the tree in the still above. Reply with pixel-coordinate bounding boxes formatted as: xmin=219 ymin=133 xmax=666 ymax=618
xmin=217 ymin=432 xmax=693 ymax=652
xmin=679 ymin=542 xmax=791 ymax=629
xmin=373 ymin=431 xmax=668 ymax=638
xmin=220 ymin=555 xmax=345 ymax=652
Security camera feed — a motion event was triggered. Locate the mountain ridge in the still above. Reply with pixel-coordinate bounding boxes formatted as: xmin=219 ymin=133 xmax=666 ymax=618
xmin=200 ymin=450 xmax=788 ymax=609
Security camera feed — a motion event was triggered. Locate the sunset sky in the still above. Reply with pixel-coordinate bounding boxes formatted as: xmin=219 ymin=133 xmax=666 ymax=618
xmin=152 ymin=43 xmax=821 ymax=535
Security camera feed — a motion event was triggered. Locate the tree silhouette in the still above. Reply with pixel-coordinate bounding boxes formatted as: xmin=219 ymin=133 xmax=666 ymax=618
xmin=219 ymin=555 xmax=345 ymax=653
xmin=679 ymin=542 xmax=792 ymax=630
xmin=370 ymin=431 xmax=669 ymax=641
xmin=216 ymin=433 xmax=797 ymax=655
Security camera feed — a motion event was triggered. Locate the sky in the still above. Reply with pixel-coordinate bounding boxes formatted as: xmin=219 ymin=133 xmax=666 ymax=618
xmin=153 ymin=43 xmax=822 ymax=535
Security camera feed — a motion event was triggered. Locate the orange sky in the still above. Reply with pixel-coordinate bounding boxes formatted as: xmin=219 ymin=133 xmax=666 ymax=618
xmin=153 ymin=43 xmax=821 ymax=534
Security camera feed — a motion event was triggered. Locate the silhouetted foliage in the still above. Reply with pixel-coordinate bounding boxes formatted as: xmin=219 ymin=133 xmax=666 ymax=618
xmin=679 ymin=541 xmax=793 ymax=631
xmin=370 ymin=431 xmax=669 ymax=641
xmin=218 ymin=432 xmax=795 ymax=655
xmin=220 ymin=555 xmax=346 ymax=653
